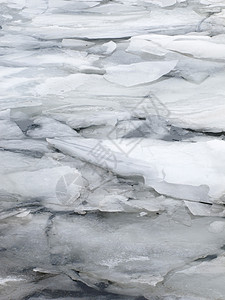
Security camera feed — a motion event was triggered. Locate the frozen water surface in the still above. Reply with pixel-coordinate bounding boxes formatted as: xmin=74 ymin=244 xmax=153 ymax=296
xmin=1 ymin=0 xmax=225 ymax=299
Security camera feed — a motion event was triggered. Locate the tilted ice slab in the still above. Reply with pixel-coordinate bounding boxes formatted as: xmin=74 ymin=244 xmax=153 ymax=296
xmin=0 ymin=139 xmax=50 ymax=155
xmin=26 ymin=117 xmax=79 ymax=139
xmin=149 ymin=72 xmax=225 ymax=132
xmin=104 ymin=61 xmax=177 ymax=87
xmin=47 ymin=137 xmax=225 ymax=203
xmin=0 ymin=119 xmax=24 ymax=139
xmin=165 ymin=95 xmax=225 ymax=132
xmin=43 ymin=105 xmax=131 ymax=129
xmin=127 ymin=34 xmax=225 ymax=60
xmin=126 ymin=34 xmax=225 ymax=84
xmin=0 ymin=151 xmax=84 ymax=208
xmin=165 ymin=38 xmax=225 ymax=61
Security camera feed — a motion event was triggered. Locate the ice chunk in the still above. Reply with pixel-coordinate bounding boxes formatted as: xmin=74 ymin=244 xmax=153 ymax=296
xmin=0 ymin=150 xmax=84 ymax=208
xmin=0 ymin=139 xmax=49 ymax=155
xmin=200 ymin=9 xmax=225 ymax=34
xmin=166 ymin=39 xmax=225 ymax=60
xmin=127 ymin=37 xmax=169 ymax=56
xmin=184 ymin=201 xmax=225 ymax=217
xmin=0 ymin=165 xmax=83 ymax=206
xmin=44 ymin=106 xmax=131 ymax=129
xmin=47 ymin=138 xmax=225 ymax=202
xmin=26 ymin=117 xmax=79 ymax=138
xmin=149 ymin=73 xmax=225 ymax=132
xmin=0 ymin=119 xmax=24 ymax=139
xmin=89 ymin=41 xmax=117 ymax=55
xmin=104 ymin=61 xmax=178 ymax=87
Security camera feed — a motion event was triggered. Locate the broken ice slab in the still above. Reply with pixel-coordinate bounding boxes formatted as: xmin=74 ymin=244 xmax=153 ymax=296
xmin=165 ymin=38 xmax=225 ymax=60
xmin=26 ymin=117 xmax=79 ymax=139
xmin=126 ymin=34 xmax=225 ymax=83
xmin=47 ymin=137 xmax=225 ymax=203
xmin=127 ymin=34 xmax=225 ymax=60
xmin=0 ymin=151 xmax=85 ymax=209
xmin=127 ymin=37 xmax=169 ymax=57
xmin=184 ymin=201 xmax=225 ymax=217
xmin=104 ymin=60 xmax=178 ymax=87
xmin=2 ymin=0 xmax=225 ymax=299
xmin=0 ymin=139 xmax=50 ymax=156
xmin=0 ymin=164 xmax=82 ymax=203
xmin=88 ymin=41 xmax=117 ymax=56
xmin=149 ymin=72 xmax=225 ymax=132
xmin=48 ymin=212 xmax=225 ymax=297
xmin=0 ymin=119 xmax=24 ymax=139
xmin=42 ymin=104 xmax=132 ymax=129
xmin=200 ymin=9 xmax=225 ymax=34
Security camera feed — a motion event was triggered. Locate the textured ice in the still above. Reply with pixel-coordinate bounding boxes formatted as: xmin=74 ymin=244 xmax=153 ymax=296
xmin=1 ymin=0 xmax=225 ymax=299
xmin=47 ymin=138 xmax=225 ymax=202
xmin=48 ymin=213 xmax=225 ymax=297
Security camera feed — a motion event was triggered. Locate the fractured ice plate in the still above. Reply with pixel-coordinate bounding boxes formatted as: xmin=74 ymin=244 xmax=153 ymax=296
xmin=47 ymin=137 xmax=225 ymax=202
xmin=104 ymin=61 xmax=178 ymax=87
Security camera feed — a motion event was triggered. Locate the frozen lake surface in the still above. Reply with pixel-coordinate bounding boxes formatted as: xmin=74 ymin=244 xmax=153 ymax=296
xmin=1 ymin=1 xmax=225 ymax=299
